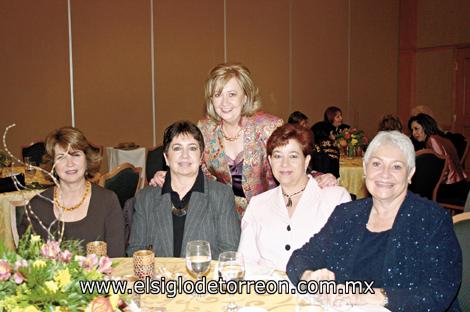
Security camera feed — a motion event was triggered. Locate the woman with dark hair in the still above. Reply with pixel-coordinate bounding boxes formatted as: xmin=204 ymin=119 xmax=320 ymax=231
xmin=323 ymin=106 xmax=350 ymax=135
xmin=287 ymin=111 xmax=309 ymax=128
xmin=128 ymin=121 xmax=240 ymax=259
xmin=408 ymin=113 xmax=468 ymax=202
xmin=378 ymin=114 xmax=403 ymax=132
xmin=19 ymin=127 xmax=125 ymax=257
xmin=238 ymin=124 xmax=350 ymax=271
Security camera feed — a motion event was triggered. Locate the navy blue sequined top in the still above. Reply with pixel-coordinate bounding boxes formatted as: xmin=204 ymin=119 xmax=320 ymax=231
xmin=287 ymin=192 xmax=462 ymax=311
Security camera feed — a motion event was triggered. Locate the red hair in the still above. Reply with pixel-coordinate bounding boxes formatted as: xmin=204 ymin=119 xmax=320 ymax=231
xmin=267 ymin=124 xmax=313 ymax=156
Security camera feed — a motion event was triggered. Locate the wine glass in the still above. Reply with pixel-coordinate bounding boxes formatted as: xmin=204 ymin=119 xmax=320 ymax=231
xmin=185 ymin=240 xmax=212 ymax=286
xmin=218 ymin=251 xmax=245 ymax=311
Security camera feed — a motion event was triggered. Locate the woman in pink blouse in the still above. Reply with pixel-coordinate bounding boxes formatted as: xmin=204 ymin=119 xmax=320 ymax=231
xmin=238 ymin=124 xmax=351 ymax=271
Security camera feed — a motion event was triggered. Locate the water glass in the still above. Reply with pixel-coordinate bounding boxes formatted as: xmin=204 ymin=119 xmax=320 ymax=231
xmin=218 ymin=251 xmax=245 ymax=311
xmin=185 ymin=240 xmax=212 ymax=280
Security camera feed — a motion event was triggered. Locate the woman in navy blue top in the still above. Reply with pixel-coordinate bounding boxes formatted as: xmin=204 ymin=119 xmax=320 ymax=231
xmin=287 ymin=131 xmax=462 ymax=311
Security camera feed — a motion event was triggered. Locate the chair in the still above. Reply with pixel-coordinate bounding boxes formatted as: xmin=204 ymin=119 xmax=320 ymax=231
xmin=453 ymin=212 xmax=470 ymax=311
xmin=437 ymin=180 xmax=470 ymax=215
xmin=444 ymin=132 xmax=468 ymax=165
xmin=409 ymin=149 xmax=447 ymax=201
xmin=98 ymin=163 xmax=142 ymax=208
xmin=146 ymin=145 xmax=168 ymax=183
xmin=22 ymin=142 xmax=46 ymax=165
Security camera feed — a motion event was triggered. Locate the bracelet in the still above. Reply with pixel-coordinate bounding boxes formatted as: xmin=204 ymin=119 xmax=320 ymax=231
xmin=379 ymin=288 xmax=389 ymax=307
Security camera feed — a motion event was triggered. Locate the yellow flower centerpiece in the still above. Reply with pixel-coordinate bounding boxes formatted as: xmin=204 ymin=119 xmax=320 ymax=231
xmin=335 ymin=128 xmax=368 ymax=158
xmin=0 ymin=230 xmax=124 ymax=311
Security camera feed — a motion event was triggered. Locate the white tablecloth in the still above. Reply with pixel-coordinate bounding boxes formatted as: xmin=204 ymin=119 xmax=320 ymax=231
xmin=105 ymin=147 xmax=146 ymax=185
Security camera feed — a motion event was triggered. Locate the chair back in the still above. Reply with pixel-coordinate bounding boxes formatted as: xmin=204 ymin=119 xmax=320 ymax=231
xmin=99 ymin=163 xmax=141 ymax=208
xmin=444 ymin=132 xmax=468 ymax=164
xmin=22 ymin=142 xmax=46 ymax=165
xmin=453 ymin=212 xmax=470 ymax=311
xmin=409 ymin=149 xmax=447 ymax=201
xmin=146 ymin=145 xmax=168 ymax=182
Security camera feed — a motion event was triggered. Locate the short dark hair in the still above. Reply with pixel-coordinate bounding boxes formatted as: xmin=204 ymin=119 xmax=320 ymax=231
xmin=287 ymin=111 xmax=308 ymax=125
xmin=378 ymin=114 xmax=403 ymax=132
xmin=323 ymin=106 xmax=342 ymax=123
xmin=267 ymin=124 xmax=313 ymax=157
xmin=163 ymin=121 xmax=205 ymax=154
xmin=407 ymin=113 xmax=443 ymax=137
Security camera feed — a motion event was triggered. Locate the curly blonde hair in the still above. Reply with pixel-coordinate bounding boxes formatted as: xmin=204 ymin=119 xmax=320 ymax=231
xmin=204 ymin=63 xmax=261 ymax=121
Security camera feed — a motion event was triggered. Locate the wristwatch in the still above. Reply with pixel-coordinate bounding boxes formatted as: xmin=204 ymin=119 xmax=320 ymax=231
xmin=379 ymin=288 xmax=389 ymax=307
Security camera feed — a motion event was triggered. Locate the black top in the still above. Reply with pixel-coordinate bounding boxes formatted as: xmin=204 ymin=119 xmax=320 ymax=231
xmin=161 ymin=168 xmax=204 ymax=257
xmin=351 ymin=227 xmax=391 ymax=288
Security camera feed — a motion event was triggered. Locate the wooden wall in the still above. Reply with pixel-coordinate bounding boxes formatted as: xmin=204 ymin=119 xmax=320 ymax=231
xmin=4 ymin=0 xmax=454 ymax=162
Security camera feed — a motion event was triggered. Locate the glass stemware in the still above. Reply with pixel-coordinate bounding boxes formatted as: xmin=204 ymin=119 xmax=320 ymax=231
xmin=185 ymin=240 xmax=211 ymax=296
xmin=218 ymin=251 xmax=245 ymax=312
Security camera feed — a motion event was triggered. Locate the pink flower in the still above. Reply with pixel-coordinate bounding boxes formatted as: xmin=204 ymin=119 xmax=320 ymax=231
xmin=59 ymin=250 xmax=73 ymax=263
xmin=12 ymin=271 xmax=25 ymax=284
xmin=97 ymin=257 xmax=112 ymax=275
xmin=40 ymin=240 xmax=61 ymax=259
xmin=14 ymin=259 xmax=28 ymax=270
xmin=77 ymin=254 xmax=99 ymax=271
xmin=344 ymin=133 xmax=351 ymax=140
xmin=0 ymin=260 xmax=12 ymax=281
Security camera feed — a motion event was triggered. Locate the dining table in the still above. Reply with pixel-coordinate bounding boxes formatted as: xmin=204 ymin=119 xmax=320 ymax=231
xmin=339 ymin=156 xmax=368 ymax=199
xmin=111 ymin=257 xmax=390 ymax=312
xmin=0 ymin=166 xmax=53 ymax=249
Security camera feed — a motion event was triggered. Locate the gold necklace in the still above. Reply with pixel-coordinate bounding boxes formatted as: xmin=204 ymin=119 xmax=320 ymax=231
xmin=54 ymin=181 xmax=91 ymax=212
xmin=222 ymin=125 xmax=243 ymax=142
xmin=282 ymin=187 xmax=306 ymax=207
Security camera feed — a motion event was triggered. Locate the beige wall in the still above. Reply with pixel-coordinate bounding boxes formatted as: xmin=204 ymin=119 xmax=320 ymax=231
xmin=1 ymin=0 xmax=403 ymax=161
xmin=413 ymin=0 xmax=470 ymax=130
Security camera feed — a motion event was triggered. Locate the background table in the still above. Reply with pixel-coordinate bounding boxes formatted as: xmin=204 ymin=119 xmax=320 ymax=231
xmin=112 ymin=257 xmax=389 ymax=312
xmin=339 ymin=157 xmax=368 ymax=199
xmin=106 ymin=147 xmax=146 ymax=185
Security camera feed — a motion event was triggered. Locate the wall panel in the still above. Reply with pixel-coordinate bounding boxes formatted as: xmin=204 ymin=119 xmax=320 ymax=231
xmin=350 ymin=0 xmax=399 ymax=138
xmin=0 ymin=0 xmax=70 ymax=159
xmin=291 ymin=0 xmax=349 ymax=124
xmin=154 ymin=0 xmax=224 ymax=144
xmin=227 ymin=0 xmax=290 ymax=119
xmin=72 ymin=0 xmax=153 ymax=148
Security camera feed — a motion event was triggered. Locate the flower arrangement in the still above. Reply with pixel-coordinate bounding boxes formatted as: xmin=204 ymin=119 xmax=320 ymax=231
xmin=0 ymin=230 xmax=124 ymax=312
xmin=335 ymin=128 xmax=368 ymax=148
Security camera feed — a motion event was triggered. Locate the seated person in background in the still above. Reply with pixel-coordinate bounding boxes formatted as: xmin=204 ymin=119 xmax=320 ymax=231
xmin=238 ymin=124 xmax=350 ymax=271
xmin=310 ymin=120 xmax=340 ymax=177
xmin=287 ymin=131 xmax=462 ymax=311
xmin=287 ymin=111 xmax=309 ymax=128
xmin=323 ymin=106 xmax=350 ymax=136
xmin=19 ymin=127 xmax=125 ymax=257
xmin=127 ymin=121 xmax=240 ymax=259
xmin=408 ymin=113 xmax=469 ymax=198
xmin=378 ymin=114 xmax=403 ymax=132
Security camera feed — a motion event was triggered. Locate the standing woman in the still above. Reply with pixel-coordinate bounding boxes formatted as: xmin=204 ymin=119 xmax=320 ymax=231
xmin=19 ymin=127 xmax=125 ymax=257
xmin=197 ymin=63 xmax=283 ymax=216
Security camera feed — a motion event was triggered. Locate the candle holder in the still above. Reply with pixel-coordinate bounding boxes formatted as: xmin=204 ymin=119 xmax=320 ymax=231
xmin=133 ymin=250 xmax=155 ymax=279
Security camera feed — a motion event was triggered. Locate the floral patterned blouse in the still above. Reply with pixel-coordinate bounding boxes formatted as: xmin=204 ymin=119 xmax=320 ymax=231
xmin=198 ymin=112 xmax=283 ymax=217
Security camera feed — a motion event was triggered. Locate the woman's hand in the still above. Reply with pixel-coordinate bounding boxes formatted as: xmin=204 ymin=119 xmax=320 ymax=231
xmin=314 ymin=173 xmax=339 ymax=188
xmin=149 ymin=171 xmax=167 ymax=187
xmin=301 ymin=268 xmax=335 ymax=281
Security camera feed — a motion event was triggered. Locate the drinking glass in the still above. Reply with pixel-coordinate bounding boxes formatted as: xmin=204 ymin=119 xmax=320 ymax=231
xmin=218 ymin=251 xmax=245 ymax=312
xmin=24 ymin=156 xmax=36 ymax=187
xmin=185 ymin=240 xmax=211 ymax=279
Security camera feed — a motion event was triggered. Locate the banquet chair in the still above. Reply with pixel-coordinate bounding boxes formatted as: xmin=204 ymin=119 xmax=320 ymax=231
xmin=444 ymin=132 xmax=468 ymax=165
xmin=98 ymin=163 xmax=141 ymax=208
xmin=409 ymin=149 xmax=447 ymax=201
xmin=146 ymin=145 xmax=168 ymax=183
xmin=453 ymin=212 xmax=470 ymax=311
xmin=22 ymin=142 xmax=46 ymax=165
xmin=437 ymin=180 xmax=469 ymax=215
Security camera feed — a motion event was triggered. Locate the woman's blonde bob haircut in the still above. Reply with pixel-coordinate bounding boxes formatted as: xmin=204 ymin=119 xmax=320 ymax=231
xmin=44 ymin=126 xmax=102 ymax=179
xmin=204 ymin=63 xmax=262 ymax=121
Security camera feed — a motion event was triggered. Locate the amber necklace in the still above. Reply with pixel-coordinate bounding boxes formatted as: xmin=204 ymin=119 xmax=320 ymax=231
xmin=54 ymin=180 xmax=91 ymax=212
xmin=282 ymin=187 xmax=306 ymax=208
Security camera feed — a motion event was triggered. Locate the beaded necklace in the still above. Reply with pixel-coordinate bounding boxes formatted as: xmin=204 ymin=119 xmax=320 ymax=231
xmin=54 ymin=181 xmax=91 ymax=212
xmin=282 ymin=187 xmax=306 ymax=208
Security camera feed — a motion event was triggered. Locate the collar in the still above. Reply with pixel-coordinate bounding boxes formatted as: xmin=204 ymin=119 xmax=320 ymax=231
xmin=161 ymin=167 xmax=205 ymax=195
